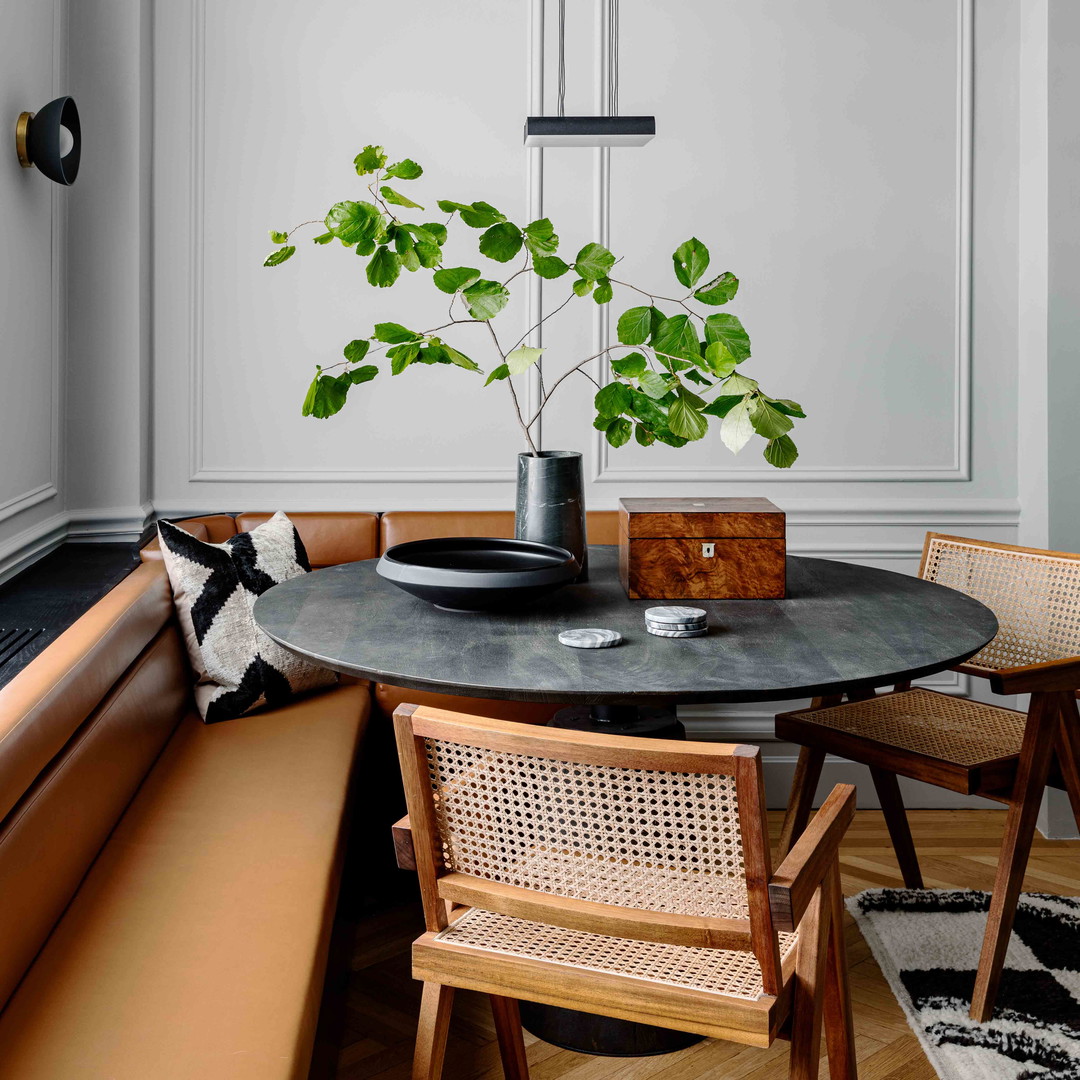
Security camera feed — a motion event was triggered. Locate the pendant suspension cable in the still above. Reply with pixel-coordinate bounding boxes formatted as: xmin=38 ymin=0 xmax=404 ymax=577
xmin=608 ymin=0 xmax=620 ymax=116
xmin=557 ymin=0 xmax=567 ymax=117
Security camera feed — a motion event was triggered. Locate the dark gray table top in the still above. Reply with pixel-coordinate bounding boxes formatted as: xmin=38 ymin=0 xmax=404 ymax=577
xmin=253 ymin=546 xmax=998 ymax=706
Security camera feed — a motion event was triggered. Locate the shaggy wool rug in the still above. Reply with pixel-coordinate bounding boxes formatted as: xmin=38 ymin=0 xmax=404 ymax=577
xmin=847 ymin=890 xmax=1080 ymax=1080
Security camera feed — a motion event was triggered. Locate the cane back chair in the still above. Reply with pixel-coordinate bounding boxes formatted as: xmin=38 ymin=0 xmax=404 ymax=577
xmin=392 ymin=703 xmax=858 ymax=1080
xmin=776 ymin=533 xmax=1080 ymax=1022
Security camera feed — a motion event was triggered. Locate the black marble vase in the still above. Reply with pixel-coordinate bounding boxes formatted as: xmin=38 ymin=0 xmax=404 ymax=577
xmin=515 ymin=450 xmax=588 ymax=582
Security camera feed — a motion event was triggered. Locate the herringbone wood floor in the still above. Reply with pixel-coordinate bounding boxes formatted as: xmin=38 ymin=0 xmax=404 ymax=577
xmin=326 ymin=810 xmax=1080 ymax=1079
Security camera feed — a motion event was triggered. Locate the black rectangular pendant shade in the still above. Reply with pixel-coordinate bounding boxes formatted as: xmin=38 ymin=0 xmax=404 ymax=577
xmin=523 ymin=115 xmax=656 ymax=148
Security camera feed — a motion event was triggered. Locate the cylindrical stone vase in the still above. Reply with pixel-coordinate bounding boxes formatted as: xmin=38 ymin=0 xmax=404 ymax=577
xmin=515 ymin=450 xmax=588 ymax=582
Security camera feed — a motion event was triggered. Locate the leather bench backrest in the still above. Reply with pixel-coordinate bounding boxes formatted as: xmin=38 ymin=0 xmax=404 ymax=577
xmin=0 ymin=564 xmax=190 ymax=1010
xmin=236 ymin=511 xmax=379 ymax=567
xmin=379 ymin=509 xmax=620 ymax=551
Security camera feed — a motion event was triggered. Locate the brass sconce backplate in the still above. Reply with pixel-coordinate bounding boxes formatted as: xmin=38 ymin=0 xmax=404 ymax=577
xmin=15 ymin=111 xmax=34 ymax=168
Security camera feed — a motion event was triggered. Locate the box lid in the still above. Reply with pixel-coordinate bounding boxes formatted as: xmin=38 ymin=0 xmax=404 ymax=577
xmin=619 ymin=497 xmax=785 ymax=539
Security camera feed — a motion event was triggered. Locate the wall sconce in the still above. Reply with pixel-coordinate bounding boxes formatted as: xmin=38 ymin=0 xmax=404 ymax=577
xmin=15 ymin=96 xmax=81 ymax=185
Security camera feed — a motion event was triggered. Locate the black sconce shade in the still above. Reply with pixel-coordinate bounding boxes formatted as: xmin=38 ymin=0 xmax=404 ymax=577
xmin=16 ymin=96 xmax=81 ymax=185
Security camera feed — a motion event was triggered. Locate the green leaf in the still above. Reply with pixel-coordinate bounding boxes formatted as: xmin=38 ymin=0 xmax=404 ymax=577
xmin=611 ymin=352 xmax=647 ymax=378
xmin=421 ymin=222 xmax=448 ymax=245
xmin=438 ymin=200 xmax=506 ymax=228
xmin=269 ymin=230 xmax=289 ymax=244
xmin=704 ymin=313 xmax=751 ymax=362
xmin=325 ymin=201 xmax=385 ymax=245
xmin=750 ymin=398 xmax=794 ymax=440
xmin=415 ymin=241 xmax=441 ymax=268
xmin=639 ymin=370 xmax=674 ymax=399
xmin=343 ymin=339 xmax=370 ymax=363
xmin=432 ymin=266 xmax=480 ymax=294
xmin=651 ymin=315 xmax=702 ymax=365
xmin=764 ymin=434 xmax=799 ymax=468
xmin=401 ymin=222 xmax=438 ymax=244
xmin=381 ymin=186 xmax=424 ymax=210
xmin=593 ymin=278 xmax=614 ymax=305
xmin=595 ymin=381 xmax=633 ymax=418
xmin=635 ymin=423 xmax=656 ymax=447
xmin=485 ymin=363 xmax=510 ymax=386
xmin=574 ymin=242 xmax=616 ymax=281
xmin=302 ymin=374 xmax=349 ymax=418
xmin=684 ymin=368 xmax=714 ymax=387
xmin=263 ymin=245 xmax=295 ymax=267
xmin=353 ymin=145 xmax=387 ymax=175
xmin=507 ymin=346 xmax=544 ymax=375
xmin=676 ymin=384 xmax=707 ymax=409
xmin=617 ymin=306 xmax=653 ymax=346
xmin=443 ymin=345 xmax=481 ymax=372
xmin=673 ymin=237 xmax=710 ymax=288
xmin=652 ymin=427 xmax=689 ymax=448
xmin=604 ymin=417 xmax=633 ymax=448
xmin=766 ymin=397 xmax=807 ymax=418
xmin=704 ymin=341 xmax=738 ymax=377
xmin=366 ymin=246 xmax=401 ymax=287
xmin=533 ymin=255 xmax=571 ymax=279
xmin=373 ymin=322 xmax=417 ymax=344
xmin=346 ymin=364 xmax=378 ymax=385
xmin=629 ymin=390 xmax=665 ymax=429
xmin=384 ymin=158 xmax=423 ymax=180
xmin=388 ymin=342 xmax=421 ymax=375
xmin=720 ymin=395 xmax=755 ymax=453
xmin=312 ymin=231 xmax=335 ymax=245
xmin=572 ymin=277 xmax=594 ymax=297
xmin=523 ymin=217 xmax=559 ymax=256
xmin=478 ymin=221 xmax=523 ymax=263
xmin=701 ymin=395 xmax=745 ymax=418
xmin=392 ymin=226 xmax=414 ymax=256
xmin=723 ymin=372 xmax=759 ymax=395
xmin=694 ymin=271 xmax=739 ymax=305
xmin=461 ymin=279 xmax=510 ymax=320
xmin=667 ymin=397 xmax=708 ymax=441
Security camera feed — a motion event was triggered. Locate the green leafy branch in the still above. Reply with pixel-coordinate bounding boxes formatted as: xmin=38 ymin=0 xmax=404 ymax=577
xmin=265 ymin=145 xmax=805 ymax=466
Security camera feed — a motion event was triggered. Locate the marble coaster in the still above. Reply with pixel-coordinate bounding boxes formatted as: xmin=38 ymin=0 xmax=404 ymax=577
xmin=558 ymin=628 xmax=623 ymax=649
xmin=645 ymin=606 xmax=708 ymax=625
xmin=646 ymin=618 xmax=707 ymax=632
xmin=647 ymin=625 xmax=708 ymax=639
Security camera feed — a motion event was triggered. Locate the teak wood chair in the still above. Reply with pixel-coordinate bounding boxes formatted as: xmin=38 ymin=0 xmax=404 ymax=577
xmin=775 ymin=532 xmax=1080 ymax=1023
xmin=392 ymin=703 xmax=858 ymax=1080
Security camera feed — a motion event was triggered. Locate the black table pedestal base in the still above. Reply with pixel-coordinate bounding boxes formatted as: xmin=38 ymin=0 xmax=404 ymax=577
xmin=548 ymin=703 xmax=685 ymax=740
xmin=519 ymin=1001 xmax=702 ymax=1057
xmin=534 ymin=702 xmax=700 ymax=1056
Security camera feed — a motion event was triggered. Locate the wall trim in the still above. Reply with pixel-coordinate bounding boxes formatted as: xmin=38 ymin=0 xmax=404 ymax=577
xmin=0 ymin=483 xmax=60 ymax=525
xmin=586 ymin=0 xmax=974 ymax=484
xmin=67 ymin=503 xmax=154 ymax=543
xmin=0 ymin=512 xmax=70 ymax=586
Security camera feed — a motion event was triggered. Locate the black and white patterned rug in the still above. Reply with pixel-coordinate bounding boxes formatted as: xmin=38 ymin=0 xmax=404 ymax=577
xmin=848 ymin=890 xmax=1080 ymax=1080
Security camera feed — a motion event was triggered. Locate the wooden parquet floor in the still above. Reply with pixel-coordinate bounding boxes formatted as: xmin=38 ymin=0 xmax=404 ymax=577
xmin=327 ymin=810 xmax=1080 ymax=1080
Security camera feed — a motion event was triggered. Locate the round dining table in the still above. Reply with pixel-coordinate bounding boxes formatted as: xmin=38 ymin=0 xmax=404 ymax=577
xmin=253 ymin=545 xmax=997 ymax=1057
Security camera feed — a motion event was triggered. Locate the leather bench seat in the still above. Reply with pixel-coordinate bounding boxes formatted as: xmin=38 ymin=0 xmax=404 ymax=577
xmin=0 ymin=683 xmax=368 ymax=1079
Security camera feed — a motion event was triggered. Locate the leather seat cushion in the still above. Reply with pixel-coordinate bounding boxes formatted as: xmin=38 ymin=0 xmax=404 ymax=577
xmin=379 ymin=509 xmax=620 ymax=550
xmin=374 ymin=683 xmax=564 ymax=726
xmin=236 ymin=511 xmax=379 ymax=568
xmin=0 ymin=683 xmax=369 ymax=1080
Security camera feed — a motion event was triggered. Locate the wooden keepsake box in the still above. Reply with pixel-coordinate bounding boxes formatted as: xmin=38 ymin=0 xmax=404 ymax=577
xmin=618 ymin=497 xmax=786 ymax=600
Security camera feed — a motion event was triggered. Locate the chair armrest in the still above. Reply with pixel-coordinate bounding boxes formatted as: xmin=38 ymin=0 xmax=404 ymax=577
xmin=392 ymin=814 xmax=416 ymax=871
xmin=768 ymin=783 xmax=855 ymax=932
xmin=988 ymin=656 xmax=1080 ymax=695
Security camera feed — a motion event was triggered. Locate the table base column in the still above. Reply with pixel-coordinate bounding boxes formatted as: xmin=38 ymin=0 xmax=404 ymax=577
xmin=548 ymin=703 xmax=685 ymax=739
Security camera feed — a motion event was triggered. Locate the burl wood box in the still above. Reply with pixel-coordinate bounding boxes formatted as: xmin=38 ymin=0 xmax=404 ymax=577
xmin=618 ymin=497 xmax=786 ymax=600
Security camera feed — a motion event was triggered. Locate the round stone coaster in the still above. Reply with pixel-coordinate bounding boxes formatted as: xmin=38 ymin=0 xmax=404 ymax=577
xmin=645 ymin=606 xmax=708 ymax=625
xmin=647 ymin=625 xmax=708 ymax=639
xmin=558 ymin=628 xmax=623 ymax=649
xmin=646 ymin=618 xmax=707 ymax=632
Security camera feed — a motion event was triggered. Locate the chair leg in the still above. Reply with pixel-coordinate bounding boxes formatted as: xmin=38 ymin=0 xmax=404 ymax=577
xmin=790 ymin=874 xmax=832 ymax=1080
xmin=489 ymin=996 xmax=529 ymax=1080
xmin=1053 ymin=696 xmax=1080 ymax=831
xmin=823 ymin=861 xmax=857 ymax=1080
xmin=413 ymin=982 xmax=455 ymax=1080
xmin=970 ymin=692 xmax=1060 ymax=1022
xmin=869 ymin=767 xmax=923 ymax=889
xmin=779 ymin=746 xmax=826 ymax=860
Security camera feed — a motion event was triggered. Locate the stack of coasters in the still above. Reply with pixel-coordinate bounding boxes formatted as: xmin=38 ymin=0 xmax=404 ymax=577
xmin=645 ymin=606 xmax=708 ymax=638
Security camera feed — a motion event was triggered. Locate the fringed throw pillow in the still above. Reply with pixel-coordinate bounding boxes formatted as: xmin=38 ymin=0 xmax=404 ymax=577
xmin=157 ymin=511 xmax=337 ymax=723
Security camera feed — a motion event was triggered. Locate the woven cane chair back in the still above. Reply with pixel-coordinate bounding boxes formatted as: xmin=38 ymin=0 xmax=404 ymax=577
xmin=921 ymin=533 xmax=1080 ymax=674
xmin=422 ymin=733 xmax=749 ymax=920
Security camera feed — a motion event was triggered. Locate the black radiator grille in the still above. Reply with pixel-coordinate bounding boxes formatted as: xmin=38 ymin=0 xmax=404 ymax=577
xmin=0 ymin=628 xmax=45 ymax=670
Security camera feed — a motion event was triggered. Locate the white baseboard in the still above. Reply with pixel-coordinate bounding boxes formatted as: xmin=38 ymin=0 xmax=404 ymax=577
xmin=0 ymin=512 xmax=70 ymax=586
xmin=67 ymin=503 xmax=153 ymax=543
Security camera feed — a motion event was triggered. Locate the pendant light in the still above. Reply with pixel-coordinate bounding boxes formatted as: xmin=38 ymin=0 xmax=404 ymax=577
xmin=524 ymin=0 xmax=655 ymax=148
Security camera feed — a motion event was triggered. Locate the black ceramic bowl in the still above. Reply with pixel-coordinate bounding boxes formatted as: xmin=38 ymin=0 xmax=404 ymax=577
xmin=376 ymin=537 xmax=578 ymax=612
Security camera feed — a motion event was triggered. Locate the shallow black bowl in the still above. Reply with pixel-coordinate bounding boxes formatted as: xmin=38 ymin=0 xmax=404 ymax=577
xmin=376 ymin=537 xmax=579 ymax=612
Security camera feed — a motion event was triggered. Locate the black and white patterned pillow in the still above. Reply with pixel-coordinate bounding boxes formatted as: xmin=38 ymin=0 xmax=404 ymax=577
xmin=157 ymin=511 xmax=337 ymax=723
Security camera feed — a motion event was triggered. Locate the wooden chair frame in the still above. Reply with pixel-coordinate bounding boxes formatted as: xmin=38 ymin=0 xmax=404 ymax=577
xmin=777 ymin=533 xmax=1080 ymax=1022
xmin=393 ymin=703 xmax=857 ymax=1080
